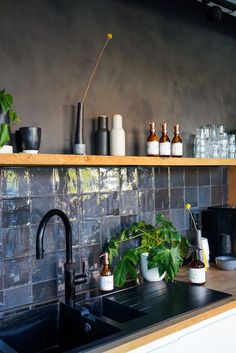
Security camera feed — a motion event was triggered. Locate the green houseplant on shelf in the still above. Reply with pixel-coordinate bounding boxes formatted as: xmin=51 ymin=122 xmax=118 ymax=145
xmin=0 ymin=89 xmax=21 ymax=152
xmin=107 ymin=214 xmax=189 ymax=288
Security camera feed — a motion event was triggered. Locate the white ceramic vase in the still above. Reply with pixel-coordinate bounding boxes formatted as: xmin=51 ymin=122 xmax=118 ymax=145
xmin=140 ymin=252 xmax=165 ymax=282
xmin=0 ymin=145 xmax=13 ymax=153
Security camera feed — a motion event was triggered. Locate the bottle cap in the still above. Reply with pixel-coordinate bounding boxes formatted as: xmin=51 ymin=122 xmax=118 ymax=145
xmin=112 ymin=114 xmax=123 ymax=129
xmin=174 ymin=124 xmax=180 ymax=133
xmin=100 ymin=252 xmax=109 ymax=265
xmin=149 ymin=121 xmax=155 ymax=131
xmin=98 ymin=115 xmax=108 ymax=129
xmin=161 ymin=122 xmax=168 ymax=132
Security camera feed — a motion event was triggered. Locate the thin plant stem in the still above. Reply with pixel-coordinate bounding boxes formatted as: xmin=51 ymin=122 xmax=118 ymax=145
xmin=82 ymin=38 xmax=110 ymax=102
xmin=188 ymin=210 xmax=198 ymax=232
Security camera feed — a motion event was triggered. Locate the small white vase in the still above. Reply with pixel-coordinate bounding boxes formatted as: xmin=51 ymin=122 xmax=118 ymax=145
xmin=0 ymin=145 xmax=13 ymax=153
xmin=140 ymin=252 xmax=165 ymax=282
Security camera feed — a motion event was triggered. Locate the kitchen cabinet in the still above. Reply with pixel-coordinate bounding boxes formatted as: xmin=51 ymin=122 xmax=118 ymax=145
xmin=128 ymin=307 xmax=236 ymax=353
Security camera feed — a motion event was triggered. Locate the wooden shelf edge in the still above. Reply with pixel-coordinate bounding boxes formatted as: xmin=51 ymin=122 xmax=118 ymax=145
xmin=0 ymin=154 xmax=236 ymax=167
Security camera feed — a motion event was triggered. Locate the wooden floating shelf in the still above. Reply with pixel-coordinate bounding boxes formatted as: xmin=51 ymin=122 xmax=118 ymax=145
xmin=0 ymin=154 xmax=236 ymax=167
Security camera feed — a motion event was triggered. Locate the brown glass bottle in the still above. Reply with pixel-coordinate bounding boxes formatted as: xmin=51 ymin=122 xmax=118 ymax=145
xmin=171 ymin=124 xmax=183 ymax=157
xmin=159 ymin=122 xmax=171 ymax=157
xmin=147 ymin=121 xmax=159 ymax=156
xmin=189 ymin=249 xmax=206 ymax=286
xmin=100 ymin=252 xmax=114 ymax=291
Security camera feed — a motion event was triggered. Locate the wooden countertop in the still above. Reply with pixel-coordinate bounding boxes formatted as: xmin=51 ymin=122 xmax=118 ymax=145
xmin=90 ymin=265 xmax=236 ymax=353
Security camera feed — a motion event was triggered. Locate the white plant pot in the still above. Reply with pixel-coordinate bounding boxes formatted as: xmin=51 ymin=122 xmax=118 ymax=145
xmin=0 ymin=145 xmax=13 ymax=153
xmin=140 ymin=252 xmax=165 ymax=282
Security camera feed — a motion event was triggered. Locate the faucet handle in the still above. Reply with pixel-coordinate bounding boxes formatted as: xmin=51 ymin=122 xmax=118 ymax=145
xmin=74 ymin=261 xmax=88 ymax=285
xmin=74 ymin=273 xmax=87 ymax=285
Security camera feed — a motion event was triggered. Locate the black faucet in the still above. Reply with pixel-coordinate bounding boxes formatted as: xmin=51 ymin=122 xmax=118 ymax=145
xmin=36 ymin=209 xmax=87 ymax=306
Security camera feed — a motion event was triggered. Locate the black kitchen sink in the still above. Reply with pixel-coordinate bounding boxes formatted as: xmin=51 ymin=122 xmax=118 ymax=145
xmin=81 ymin=296 xmax=146 ymax=323
xmin=0 ymin=302 xmax=120 ymax=353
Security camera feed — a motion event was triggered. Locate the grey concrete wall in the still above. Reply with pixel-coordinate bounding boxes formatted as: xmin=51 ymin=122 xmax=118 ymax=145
xmin=0 ymin=0 xmax=236 ymax=155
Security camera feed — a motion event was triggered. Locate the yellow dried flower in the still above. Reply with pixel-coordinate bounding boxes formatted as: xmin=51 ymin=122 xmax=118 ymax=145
xmin=185 ymin=203 xmax=198 ymax=231
xmin=107 ymin=33 xmax=113 ymax=40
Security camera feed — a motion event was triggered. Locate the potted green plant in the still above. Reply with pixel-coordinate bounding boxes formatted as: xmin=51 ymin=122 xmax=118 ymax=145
xmin=0 ymin=89 xmax=21 ymax=152
xmin=107 ymin=213 xmax=189 ymax=288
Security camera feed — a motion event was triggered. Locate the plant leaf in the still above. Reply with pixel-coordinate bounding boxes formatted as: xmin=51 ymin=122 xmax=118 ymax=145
xmin=113 ymin=248 xmax=139 ymax=287
xmin=0 ymin=123 xmax=10 ymax=148
xmin=9 ymin=110 xmax=21 ymax=123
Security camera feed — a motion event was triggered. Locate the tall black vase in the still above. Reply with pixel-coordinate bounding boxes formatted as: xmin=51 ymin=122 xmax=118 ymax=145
xmin=74 ymin=102 xmax=86 ymax=155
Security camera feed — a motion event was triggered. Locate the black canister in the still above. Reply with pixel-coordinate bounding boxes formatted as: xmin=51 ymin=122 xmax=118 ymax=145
xmin=95 ymin=115 xmax=109 ymax=155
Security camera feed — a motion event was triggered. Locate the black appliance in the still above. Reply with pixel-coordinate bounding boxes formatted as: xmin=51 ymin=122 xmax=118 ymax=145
xmin=201 ymin=206 xmax=236 ymax=261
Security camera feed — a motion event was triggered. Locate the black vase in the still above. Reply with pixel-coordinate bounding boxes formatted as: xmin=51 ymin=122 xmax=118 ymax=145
xmin=74 ymin=102 xmax=86 ymax=155
xmin=95 ymin=115 xmax=109 ymax=155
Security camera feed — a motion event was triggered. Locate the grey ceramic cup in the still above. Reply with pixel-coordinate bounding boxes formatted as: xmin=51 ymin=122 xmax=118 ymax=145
xmin=19 ymin=127 xmax=41 ymax=153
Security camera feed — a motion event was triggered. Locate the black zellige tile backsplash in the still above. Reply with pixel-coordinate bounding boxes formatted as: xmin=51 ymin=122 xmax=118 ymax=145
xmin=0 ymin=166 xmax=227 ymax=310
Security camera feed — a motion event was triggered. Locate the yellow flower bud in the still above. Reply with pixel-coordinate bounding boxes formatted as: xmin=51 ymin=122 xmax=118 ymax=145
xmin=107 ymin=33 xmax=113 ymax=40
xmin=185 ymin=203 xmax=191 ymax=209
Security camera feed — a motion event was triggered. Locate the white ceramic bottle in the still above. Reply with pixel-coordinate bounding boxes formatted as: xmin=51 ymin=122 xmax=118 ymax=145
xmin=110 ymin=114 xmax=125 ymax=155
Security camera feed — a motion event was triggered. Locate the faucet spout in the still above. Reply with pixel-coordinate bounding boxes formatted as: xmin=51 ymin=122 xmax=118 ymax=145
xmin=36 ymin=209 xmax=73 ymax=264
xmin=36 ymin=209 xmax=85 ymax=306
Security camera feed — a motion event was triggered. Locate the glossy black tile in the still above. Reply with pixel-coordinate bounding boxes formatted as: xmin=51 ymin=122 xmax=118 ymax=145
xmin=211 ymin=185 xmax=223 ymax=205
xmin=138 ymin=167 xmax=154 ymax=190
xmin=3 ymin=226 xmax=30 ymax=259
xmin=55 ymin=195 xmax=79 ymax=221
xmin=32 ymin=279 xmax=57 ymax=302
xmin=79 ymin=168 xmax=99 ymax=193
xmin=120 ymin=190 xmax=139 ymax=216
xmin=79 ymin=219 xmax=101 ymax=246
xmin=120 ymin=215 xmax=138 ymax=229
xmin=81 ymin=193 xmax=100 ymax=218
xmin=210 ymin=167 xmax=223 ymax=186
xmin=54 ymin=168 xmax=78 ymax=195
xmin=30 ymin=167 xmax=56 ymax=196
xmin=100 ymin=192 xmax=119 ymax=217
xmin=155 ymin=167 xmax=169 ymax=189
xmin=170 ymin=209 xmax=185 ymax=231
xmin=1 ymin=168 xmax=30 ymax=198
xmin=170 ymin=188 xmax=184 ymax=209
xmin=184 ymin=167 xmax=197 ymax=187
xmin=4 ymin=257 xmax=31 ymax=289
xmin=32 ymin=253 xmax=57 ymax=283
xmin=2 ymin=198 xmax=30 ymax=229
xmin=5 ymin=285 xmax=31 ymax=309
xmin=170 ymin=167 xmax=184 ymax=188
xmin=100 ymin=168 xmax=120 ymax=192
xmin=30 ymin=224 xmax=57 ymax=256
xmin=185 ymin=187 xmax=198 ymax=208
xmin=138 ymin=212 xmax=155 ymax=226
xmin=199 ymin=186 xmax=211 ymax=207
xmin=155 ymin=189 xmax=169 ymax=210
xmin=120 ymin=167 xmax=138 ymax=191
xmin=31 ymin=196 xmax=56 ymax=225
xmin=198 ymin=167 xmax=210 ymax=186
xmin=0 ymin=262 xmax=3 ymax=290
xmin=100 ymin=216 xmax=121 ymax=244
xmin=138 ymin=190 xmax=155 ymax=213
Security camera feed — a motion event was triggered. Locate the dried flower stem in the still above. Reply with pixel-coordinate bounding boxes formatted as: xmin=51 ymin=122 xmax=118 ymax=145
xmin=82 ymin=36 xmax=111 ymax=102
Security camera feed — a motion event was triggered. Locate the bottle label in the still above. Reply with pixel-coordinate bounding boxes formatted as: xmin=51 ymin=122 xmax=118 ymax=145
xmin=147 ymin=141 xmax=159 ymax=155
xmin=159 ymin=142 xmax=171 ymax=156
xmin=171 ymin=142 xmax=183 ymax=156
xmin=100 ymin=275 xmax=114 ymax=291
xmin=189 ymin=268 xmax=206 ymax=284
